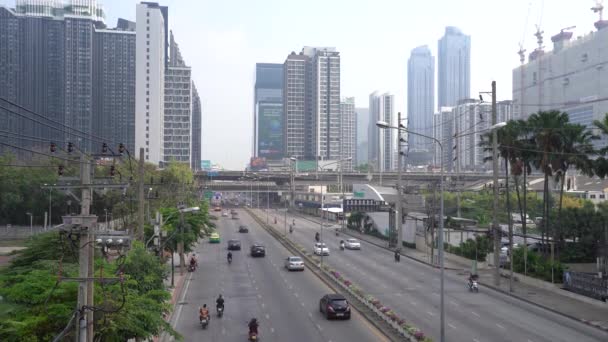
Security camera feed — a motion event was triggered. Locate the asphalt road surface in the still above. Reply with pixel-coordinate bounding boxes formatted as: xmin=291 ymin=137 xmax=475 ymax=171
xmin=272 ymin=209 xmax=608 ymax=342
xmin=169 ymin=209 xmax=388 ymax=342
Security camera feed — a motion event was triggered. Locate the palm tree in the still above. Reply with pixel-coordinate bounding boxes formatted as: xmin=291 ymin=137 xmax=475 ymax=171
xmin=593 ymin=113 xmax=608 ymax=177
xmin=552 ymin=123 xmax=596 ymax=259
xmin=527 ymin=110 xmax=570 ymax=261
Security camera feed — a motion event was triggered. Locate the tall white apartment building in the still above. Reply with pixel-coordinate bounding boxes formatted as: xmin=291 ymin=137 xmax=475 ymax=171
xmin=368 ymin=92 xmax=395 ymax=172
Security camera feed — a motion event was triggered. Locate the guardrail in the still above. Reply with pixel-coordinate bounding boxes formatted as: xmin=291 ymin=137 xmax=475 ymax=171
xmin=245 ymin=208 xmax=425 ymax=341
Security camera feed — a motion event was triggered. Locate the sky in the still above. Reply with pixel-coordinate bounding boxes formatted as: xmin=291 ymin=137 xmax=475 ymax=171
xmin=1 ymin=0 xmax=602 ymax=169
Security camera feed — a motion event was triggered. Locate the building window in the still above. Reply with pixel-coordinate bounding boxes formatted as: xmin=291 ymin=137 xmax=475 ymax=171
xmin=601 ymin=194 xmax=606 ymax=199
xmin=146 ymin=134 xmax=149 ymax=138
xmin=147 ymin=34 xmax=150 ymax=38
xmin=146 ymin=97 xmax=149 ymax=103
xmin=146 ymin=155 xmax=149 ymax=160
xmin=147 ymin=11 xmax=150 ymax=17
xmin=146 ymin=119 xmax=149 ymax=124
xmin=591 ymin=194 xmax=596 ymax=199
xmin=146 ymin=148 xmax=149 ymax=152
xmin=147 ymin=41 xmax=149 ymax=46
xmin=146 ymin=105 xmax=149 ymax=109
xmin=146 ymin=126 xmax=149 ymax=131
xmin=146 ymin=140 xmax=149 ymax=146
xmin=146 ymin=91 xmax=149 ymax=95
xmin=146 ymin=19 xmax=149 ymax=24
xmin=146 ymin=111 xmax=149 ymax=117
xmin=146 ymin=62 xmax=149 ymax=67
xmin=147 ymin=26 xmax=149 ymax=31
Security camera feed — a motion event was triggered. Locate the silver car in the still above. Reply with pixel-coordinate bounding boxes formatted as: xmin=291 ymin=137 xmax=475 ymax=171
xmin=285 ymin=256 xmax=305 ymax=271
xmin=344 ymin=239 xmax=361 ymax=250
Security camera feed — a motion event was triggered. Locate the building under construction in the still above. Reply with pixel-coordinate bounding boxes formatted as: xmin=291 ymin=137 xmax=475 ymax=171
xmin=512 ymin=2 xmax=608 ymax=134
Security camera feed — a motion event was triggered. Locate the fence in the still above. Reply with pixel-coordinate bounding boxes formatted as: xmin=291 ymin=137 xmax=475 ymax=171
xmin=563 ymin=271 xmax=608 ymax=301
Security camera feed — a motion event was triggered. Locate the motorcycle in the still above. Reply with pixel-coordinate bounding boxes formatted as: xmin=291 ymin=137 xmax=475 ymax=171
xmin=188 ymin=263 xmax=196 ymax=272
xmin=228 ymin=257 xmax=232 ymax=265
xmin=248 ymin=331 xmax=258 ymax=341
xmin=217 ymin=306 xmax=224 ymax=318
xmin=468 ymin=280 xmax=479 ymax=293
xmin=289 ymin=225 xmax=293 ymax=234
xmin=200 ymin=316 xmax=209 ymax=329
xmin=340 ymin=244 xmax=345 ymax=251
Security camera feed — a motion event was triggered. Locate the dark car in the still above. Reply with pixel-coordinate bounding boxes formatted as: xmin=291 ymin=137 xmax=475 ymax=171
xmin=227 ymin=239 xmax=241 ymax=251
xmin=319 ymin=294 xmax=350 ymax=320
xmin=250 ymin=244 xmax=266 ymax=257
xmin=238 ymin=225 xmax=249 ymax=233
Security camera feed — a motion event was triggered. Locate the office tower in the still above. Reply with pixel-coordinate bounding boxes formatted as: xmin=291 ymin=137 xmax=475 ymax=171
xmin=93 ymin=19 xmax=136 ymax=154
xmin=135 ymin=2 xmax=168 ymax=165
xmin=0 ymin=0 xmax=137 ymax=155
xmin=163 ymin=31 xmax=192 ymax=165
xmin=356 ymin=108 xmax=369 ymax=166
xmin=368 ymin=92 xmax=395 ymax=172
xmin=438 ymin=26 xmax=471 ymax=108
xmin=283 ymin=47 xmax=341 ymax=162
xmin=191 ymin=82 xmax=202 ymax=170
xmin=254 ymin=63 xmax=283 ymax=160
xmin=340 ymin=97 xmax=356 ymax=171
xmin=407 ymin=45 xmax=435 ymax=166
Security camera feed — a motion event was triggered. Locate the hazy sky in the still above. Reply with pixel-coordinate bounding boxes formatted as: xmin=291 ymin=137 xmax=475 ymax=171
xmin=1 ymin=0 xmax=601 ymax=169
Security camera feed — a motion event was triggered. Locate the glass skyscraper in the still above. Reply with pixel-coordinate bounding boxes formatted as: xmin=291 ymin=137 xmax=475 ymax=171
xmin=438 ymin=26 xmax=471 ymax=108
xmin=254 ymin=63 xmax=283 ymax=160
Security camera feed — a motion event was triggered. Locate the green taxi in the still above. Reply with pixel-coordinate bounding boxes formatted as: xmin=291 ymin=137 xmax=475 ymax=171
xmin=209 ymin=232 xmax=220 ymax=243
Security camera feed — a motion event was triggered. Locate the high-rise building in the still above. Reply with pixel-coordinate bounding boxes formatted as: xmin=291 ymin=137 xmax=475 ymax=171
xmin=191 ymin=82 xmax=202 ymax=170
xmin=0 ymin=0 xmax=137 ymax=155
xmin=407 ymin=45 xmax=435 ymax=166
xmin=368 ymin=92 xmax=395 ymax=172
xmin=435 ymin=100 xmax=512 ymax=172
xmin=254 ymin=63 xmax=283 ymax=160
xmin=355 ymin=107 xmax=369 ymax=166
xmin=283 ymin=51 xmax=308 ymax=159
xmin=135 ymin=2 xmax=168 ymax=165
xmin=163 ymin=31 xmax=192 ymax=165
xmin=438 ymin=27 xmax=471 ymax=109
xmin=283 ymin=47 xmax=341 ymax=162
xmin=513 ymin=23 xmax=608 ymax=143
xmin=340 ymin=97 xmax=356 ymax=171
xmin=93 ymin=20 xmax=136 ymax=154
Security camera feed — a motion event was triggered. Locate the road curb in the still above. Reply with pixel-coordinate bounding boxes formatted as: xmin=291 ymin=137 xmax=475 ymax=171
xmin=286 ymin=211 xmax=608 ymax=334
xmin=246 ymin=208 xmax=410 ymax=342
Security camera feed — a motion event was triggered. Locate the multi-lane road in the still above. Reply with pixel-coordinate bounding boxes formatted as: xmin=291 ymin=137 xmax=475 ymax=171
xmin=262 ymin=208 xmax=608 ymax=342
xmin=168 ymin=209 xmax=388 ymax=342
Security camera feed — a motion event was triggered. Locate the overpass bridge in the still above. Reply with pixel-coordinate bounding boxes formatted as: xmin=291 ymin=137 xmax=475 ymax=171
xmin=196 ymin=170 xmax=496 ymax=186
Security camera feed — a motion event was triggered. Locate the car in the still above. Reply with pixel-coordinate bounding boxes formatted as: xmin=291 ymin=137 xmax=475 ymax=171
xmin=284 ymin=256 xmax=304 ymax=271
xmin=344 ymin=239 xmax=361 ymax=250
xmin=238 ymin=225 xmax=249 ymax=233
xmin=214 ymin=207 xmax=221 ymax=212
xmin=250 ymin=244 xmax=266 ymax=257
xmin=227 ymin=239 xmax=241 ymax=250
xmin=221 ymin=211 xmax=229 ymax=217
xmin=209 ymin=232 xmax=220 ymax=243
xmin=319 ymin=294 xmax=351 ymax=319
xmin=313 ymin=242 xmax=330 ymax=256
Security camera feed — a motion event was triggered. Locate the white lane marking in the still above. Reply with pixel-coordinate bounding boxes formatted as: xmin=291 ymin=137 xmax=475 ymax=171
xmin=294 ymin=293 xmax=299 ymax=298
xmin=261 ymin=303 xmax=265 ymax=308
xmin=396 ymin=293 xmax=403 ymax=297
xmin=471 ymin=311 xmax=480 ymax=317
xmin=316 ymin=323 xmax=323 ymax=331
xmin=450 ymin=300 xmax=459 ymax=306
xmin=308 ymin=312 xmax=313 ymax=318
xmin=448 ymin=323 xmax=457 ymax=330
xmin=496 ymin=323 xmax=505 ymax=330
xmin=473 ymin=339 xmax=481 ymax=342
xmin=222 ymin=327 xmax=226 ymax=335
xmin=257 ymin=294 xmax=262 ymax=299
xmin=265 ymin=314 xmax=270 ymax=320
xmin=271 ymin=327 xmax=275 ymax=333
xmin=410 ymin=301 xmax=417 ymax=306
xmin=432 ymin=292 xmax=439 ymax=296
xmin=171 ymin=271 xmax=193 ymax=328
xmin=426 ymin=311 xmax=435 ymax=317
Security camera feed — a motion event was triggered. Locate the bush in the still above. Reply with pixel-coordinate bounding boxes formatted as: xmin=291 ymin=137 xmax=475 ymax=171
xmin=512 ymin=247 xmax=565 ymax=283
xmin=444 ymin=235 xmax=492 ymax=262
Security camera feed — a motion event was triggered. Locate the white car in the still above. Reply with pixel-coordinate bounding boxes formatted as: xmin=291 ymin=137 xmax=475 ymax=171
xmin=344 ymin=239 xmax=361 ymax=250
xmin=314 ymin=242 xmax=330 ymax=256
xmin=285 ymin=256 xmax=305 ymax=271
xmin=221 ymin=211 xmax=229 ymax=217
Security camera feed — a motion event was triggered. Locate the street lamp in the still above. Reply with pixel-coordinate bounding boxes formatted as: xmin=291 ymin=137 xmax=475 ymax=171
xmin=289 ymin=157 xmax=297 ymax=209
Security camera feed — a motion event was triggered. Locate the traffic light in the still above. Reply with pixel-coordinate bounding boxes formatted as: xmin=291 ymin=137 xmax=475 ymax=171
xmin=118 ymin=143 xmax=125 ymax=154
xmin=50 ymin=142 xmax=56 ymax=153
xmin=58 ymin=165 xmax=64 ymax=176
xmin=110 ymin=165 xmax=116 ymax=177
xmin=102 ymin=142 xmax=108 ymax=154
xmin=67 ymin=142 xmax=74 ymax=153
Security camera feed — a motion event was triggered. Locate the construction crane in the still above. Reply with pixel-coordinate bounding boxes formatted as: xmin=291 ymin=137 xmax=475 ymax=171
xmin=592 ymin=0 xmax=604 ymax=21
xmin=559 ymin=25 xmax=576 ymax=33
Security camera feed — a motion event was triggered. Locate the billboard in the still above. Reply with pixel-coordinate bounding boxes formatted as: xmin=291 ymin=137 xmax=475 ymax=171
xmin=250 ymin=157 xmax=268 ymax=171
xmin=257 ymin=102 xmax=283 ymax=160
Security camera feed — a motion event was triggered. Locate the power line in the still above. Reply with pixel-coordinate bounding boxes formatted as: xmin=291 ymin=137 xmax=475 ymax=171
xmin=0 ymin=141 xmax=85 ymax=164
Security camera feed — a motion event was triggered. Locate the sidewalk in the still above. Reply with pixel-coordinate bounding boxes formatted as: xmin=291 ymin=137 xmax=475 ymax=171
xmin=280 ymin=209 xmax=608 ymax=332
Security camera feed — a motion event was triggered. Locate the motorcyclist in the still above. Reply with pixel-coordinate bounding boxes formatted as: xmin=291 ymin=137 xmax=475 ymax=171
xmin=199 ymin=304 xmax=210 ymax=322
xmin=394 ymin=249 xmax=401 ymax=262
xmin=468 ymin=274 xmax=478 ymax=287
xmin=340 ymin=240 xmax=345 ymax=250
xmin=248 ymin=318 xmax=259 ymax=335
xmin=289 ymin=225 xmax=294 ymax=233
xmin=227 ymin=251 xmax=233 ymax=263
xmin=315 ymin=232 xmax=320 ymax=242
xmin=216 ymin=294 xmax=225 ymax=311
xmin=189 ymin=254 xmax=197 ymax=270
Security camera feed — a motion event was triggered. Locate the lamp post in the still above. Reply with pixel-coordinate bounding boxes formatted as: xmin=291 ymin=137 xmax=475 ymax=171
xmin=289 ymin=157 xmax=297 ymax=209
xmin=176 ymin=206 xmax=200 ymax=276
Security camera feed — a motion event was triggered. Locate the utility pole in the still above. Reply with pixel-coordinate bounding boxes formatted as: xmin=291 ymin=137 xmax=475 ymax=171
xmin=491 ymin=81 xmax=501 ymax=286
xmin=178 ymin=207 xmax=185 ymax=276
xmin=396 ymin=112 xmax=403 ymax=251
xmin=137 ymin=148 xmax=145 ymax=241
xmin=76 ymin=153 xmax=92 ymax=342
